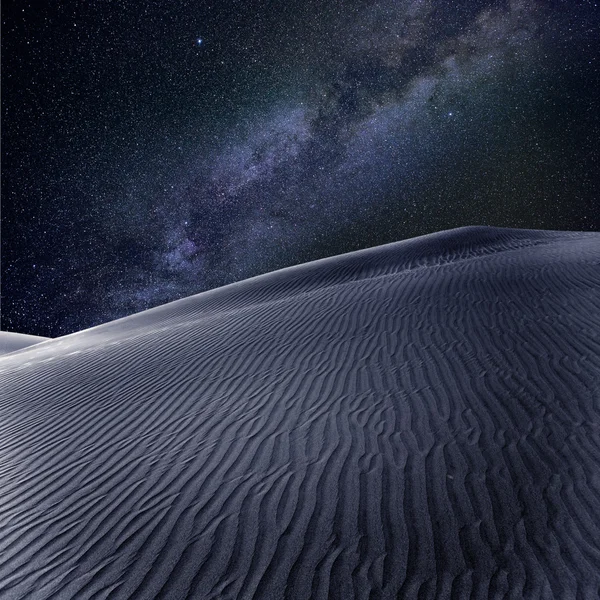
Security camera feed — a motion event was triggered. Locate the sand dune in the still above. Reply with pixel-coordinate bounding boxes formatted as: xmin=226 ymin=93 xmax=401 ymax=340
xmin=0 ymin=332 xmax=50 ymax=357
xmin=1 ymin=226 xmax=599 ymax=599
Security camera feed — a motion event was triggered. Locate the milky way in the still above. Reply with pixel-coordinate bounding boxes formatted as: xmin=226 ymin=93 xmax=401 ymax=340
xmin=2 ymin=0 xmax=599 ymax=336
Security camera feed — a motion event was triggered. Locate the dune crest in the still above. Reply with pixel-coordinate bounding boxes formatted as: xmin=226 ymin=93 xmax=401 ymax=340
xmin=0 ymin=331 xmax=51 ymax=357
xmin=1 ymin=227 xmax=600 ymax=599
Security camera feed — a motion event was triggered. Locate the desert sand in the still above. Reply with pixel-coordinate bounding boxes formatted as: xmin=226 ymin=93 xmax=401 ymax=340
xmin=0 ymin=226 xmax=599 ymax=599
xmin=0 ymin=331 xmax=50 ymax=357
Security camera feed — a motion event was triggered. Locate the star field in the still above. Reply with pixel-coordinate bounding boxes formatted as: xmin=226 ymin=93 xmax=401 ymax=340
xmin=2 ymin=0 xmax=599 ymax=337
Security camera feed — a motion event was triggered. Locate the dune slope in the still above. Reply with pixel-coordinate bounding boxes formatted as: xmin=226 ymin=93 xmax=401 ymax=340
xmin=1 ymin=226 xmax=599 ymax=599
xmin=0 ymin=332 xmax=50 ymax=356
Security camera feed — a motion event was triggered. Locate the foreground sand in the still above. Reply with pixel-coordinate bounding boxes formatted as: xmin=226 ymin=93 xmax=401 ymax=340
xmin=1 ymin=226 xmax=599 ymax=599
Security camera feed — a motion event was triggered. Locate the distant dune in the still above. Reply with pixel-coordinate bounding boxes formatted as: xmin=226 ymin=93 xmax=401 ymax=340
xmin=0 ymin=331 xmax=50 ymax=356
xmin=1 ymin=226 xmax=599 ymax=599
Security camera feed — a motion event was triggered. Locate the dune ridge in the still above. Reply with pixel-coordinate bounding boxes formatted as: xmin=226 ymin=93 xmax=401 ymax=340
xmin=0 ymin=226 xmax=599 ymax=599
xmin=0 ymin=332 xmax=51 ymax=357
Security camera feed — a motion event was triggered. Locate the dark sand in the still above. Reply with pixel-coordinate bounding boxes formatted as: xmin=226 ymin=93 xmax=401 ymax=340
xmin=1 ymin=226 xmax=599 ymax=599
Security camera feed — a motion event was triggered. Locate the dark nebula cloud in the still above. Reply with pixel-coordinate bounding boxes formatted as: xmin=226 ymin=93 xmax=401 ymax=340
xmin=2 ymin=0 xmax=599 ymax=336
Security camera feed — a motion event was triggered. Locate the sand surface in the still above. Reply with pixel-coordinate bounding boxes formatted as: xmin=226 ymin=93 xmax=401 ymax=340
xmin=0 ymin=226 xmax=599 ymax=599
xmin=0 ymin=332 xmax=50 ymax=357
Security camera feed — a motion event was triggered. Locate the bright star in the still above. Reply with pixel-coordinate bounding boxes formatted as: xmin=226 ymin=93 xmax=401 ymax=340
xmin=197 ymin=38 xmax=203 ymax=45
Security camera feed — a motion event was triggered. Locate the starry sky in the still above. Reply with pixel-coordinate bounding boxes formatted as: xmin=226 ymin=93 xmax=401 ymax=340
xmin=2 ymin=0 xmax=599 ymax=337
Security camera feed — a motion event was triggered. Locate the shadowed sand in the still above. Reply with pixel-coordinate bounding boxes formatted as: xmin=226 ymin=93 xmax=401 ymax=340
xmin=0 ymin=226 xmax=599 ymax=599
xmin=0 ymin=332 xmax=50 ymax=356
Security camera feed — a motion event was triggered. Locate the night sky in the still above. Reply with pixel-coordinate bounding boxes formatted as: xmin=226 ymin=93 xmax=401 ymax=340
xmin=2 ymin=0 xmax=599 ymax=338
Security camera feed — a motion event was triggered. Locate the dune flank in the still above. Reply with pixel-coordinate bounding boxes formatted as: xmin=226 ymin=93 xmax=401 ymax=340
xmin=0 ymin=226 xmax=599 ymax=599
xmin=0 ymin=332 xmax=51 ymax=357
